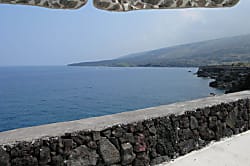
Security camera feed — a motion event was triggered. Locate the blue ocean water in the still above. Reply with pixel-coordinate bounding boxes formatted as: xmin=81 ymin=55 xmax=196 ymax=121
xmin=0 ymin=66 xmax=223 ymax=132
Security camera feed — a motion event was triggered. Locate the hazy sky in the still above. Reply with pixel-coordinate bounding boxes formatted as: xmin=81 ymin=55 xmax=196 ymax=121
xmin=0 ymin=1 xmax=250 ymax=66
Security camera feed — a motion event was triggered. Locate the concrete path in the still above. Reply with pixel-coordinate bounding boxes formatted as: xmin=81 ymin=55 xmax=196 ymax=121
xmin=159 ymin=131 xmax=250 ymax=166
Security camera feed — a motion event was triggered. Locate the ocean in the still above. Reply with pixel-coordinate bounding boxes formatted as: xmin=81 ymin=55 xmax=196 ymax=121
xmin=0 ymin=66 xmax=223 ymax=132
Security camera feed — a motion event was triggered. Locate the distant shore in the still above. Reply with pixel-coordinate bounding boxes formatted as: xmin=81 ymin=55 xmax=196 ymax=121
xmin=197 ymin=65 xmax=250 ymax=93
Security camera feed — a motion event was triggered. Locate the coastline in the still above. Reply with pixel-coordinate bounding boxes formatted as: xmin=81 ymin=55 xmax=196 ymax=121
xmin=197 ymin=65 xmax=250 ymax=93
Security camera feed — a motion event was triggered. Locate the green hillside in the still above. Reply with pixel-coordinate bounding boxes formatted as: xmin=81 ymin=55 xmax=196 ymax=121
xmin=69 ymin=34 xmax=250 ymax=67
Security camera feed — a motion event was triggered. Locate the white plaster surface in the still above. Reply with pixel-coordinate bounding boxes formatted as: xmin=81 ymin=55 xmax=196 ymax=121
xmin=159 ymin=130 xmax=250 ymax=166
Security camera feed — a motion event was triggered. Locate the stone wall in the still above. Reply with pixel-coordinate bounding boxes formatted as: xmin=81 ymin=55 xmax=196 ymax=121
xmin=0 ymin=91 xmax=250 ymax=166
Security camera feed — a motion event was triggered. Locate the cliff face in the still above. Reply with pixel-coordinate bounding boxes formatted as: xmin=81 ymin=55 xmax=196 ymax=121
xmin=197 ymin=65 xmax=250 ymax=93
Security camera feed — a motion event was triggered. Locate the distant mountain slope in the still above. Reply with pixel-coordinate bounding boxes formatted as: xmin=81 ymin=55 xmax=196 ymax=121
xmin=69 ymin=34 xmax=250 ymax=67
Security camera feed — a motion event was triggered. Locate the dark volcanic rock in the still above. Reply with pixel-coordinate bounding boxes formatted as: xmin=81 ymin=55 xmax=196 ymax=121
xmin=134 ymin=133 xmax=147 ymax=153
xmin=92 ymin=131 xmax=101 ymax=141
xmin=62 ymin=139 xmax=73 ymax=152
xmin=178 ymin=139 xmax=197 ymax=155
xmin=67 ymin=145 xmax=98 ymax=166
xmin=133 ymin=152 xmax=149 ymax=166
xmin=121 ymin=143 xmax=136 ymax=165
xmin=197 ymin=65 xmax=250 ymax=93
xmin=0 ymin=147 xmax=10 ymax=166
xmin=112 ymin=126 xmax=125 ymax=137
xmin=101 ymin=129 xmax=112 ymax=138
xmin=199 ymin=126 xmax=215 ymax=141
xmin=150 ymin=156 xmax=170 ymax=166
xmin=99 ymin=137 xmax=120 ymax=165
xmin=51 ymin=155 xmax=64 ymax=166
xmin=190 ymin=116 xmax=198 ymax=130
xmin=119 ymin=133 xmax=135 ymax=144
xmin=12 ymin=156 xmax=38 ymax=166
xmin=155 ymin=142 xmax=167 ymax=155
xmin=39 ymin=146 xmax=51 ymax=165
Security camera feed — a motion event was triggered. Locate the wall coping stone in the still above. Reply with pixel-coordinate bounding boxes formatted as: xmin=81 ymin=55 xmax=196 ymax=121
xmin=0 ymin=90 xmax=250 ymax=145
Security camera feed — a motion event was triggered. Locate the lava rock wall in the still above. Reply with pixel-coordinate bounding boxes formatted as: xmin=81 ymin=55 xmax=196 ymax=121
xmin=0 ymin=98 xmax=250 ymax=166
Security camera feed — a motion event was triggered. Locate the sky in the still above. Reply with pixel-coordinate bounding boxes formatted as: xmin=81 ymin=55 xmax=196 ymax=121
xmin=0 ymin=1 xmax=250 ymax=66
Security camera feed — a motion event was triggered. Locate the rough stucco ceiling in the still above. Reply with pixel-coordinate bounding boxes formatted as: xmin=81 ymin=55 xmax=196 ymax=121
xmin=0 ymin=0 xmax=240 ymax=11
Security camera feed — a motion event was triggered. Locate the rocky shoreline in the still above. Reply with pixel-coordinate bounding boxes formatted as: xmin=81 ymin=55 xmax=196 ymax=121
xmin=197 ymin=65 xmax=250 ymax=93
